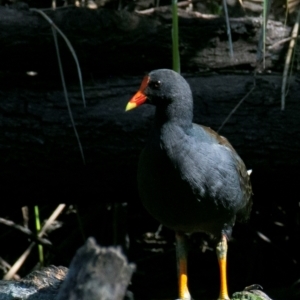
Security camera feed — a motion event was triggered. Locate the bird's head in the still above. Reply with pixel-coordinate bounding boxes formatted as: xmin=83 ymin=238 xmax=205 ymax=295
xmin=125 ymin=69 xmax=193 ymax=115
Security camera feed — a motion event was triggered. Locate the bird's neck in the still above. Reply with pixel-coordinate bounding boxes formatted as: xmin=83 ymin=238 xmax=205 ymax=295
xmin=158 ymin=121 xmax=191 ymax=166
xmin=154 ymin=104 xmax=193 ymax=132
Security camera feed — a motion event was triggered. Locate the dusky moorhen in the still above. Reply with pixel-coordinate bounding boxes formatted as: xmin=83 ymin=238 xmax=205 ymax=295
xmin=126 ymin=69 xmax=252 ymax=300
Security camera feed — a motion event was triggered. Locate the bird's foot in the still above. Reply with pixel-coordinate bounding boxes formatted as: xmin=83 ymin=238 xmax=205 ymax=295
xmin=176 ymin=292 xmax=192 ymax=300
xmin=176 ymin=233 xmax=192 ymax=300
xmin=216 ymin=235 xmax=230 ymax=300
xmin=178 ymin=273 xmax=191 ymax=299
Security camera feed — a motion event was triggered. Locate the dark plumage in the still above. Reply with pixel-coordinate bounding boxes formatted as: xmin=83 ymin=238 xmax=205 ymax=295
xmin=126 ymin=69 xmax=252 ymax=300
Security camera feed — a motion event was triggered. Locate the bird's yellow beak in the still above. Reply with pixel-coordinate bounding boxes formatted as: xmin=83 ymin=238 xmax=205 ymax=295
xmin=125 ymin=90 xmax=147 ymax=111
xmin=125 ymin=101 xmax=137 ymax=111
xmin=125 ymin=75 xmax=149 ymax=111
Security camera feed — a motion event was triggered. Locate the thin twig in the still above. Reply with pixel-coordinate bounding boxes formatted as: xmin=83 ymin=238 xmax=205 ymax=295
xmin=30 ymin=8 xmax=86 ymax=164
xmin=0 ymin=257 xmax=20 ymax=280
xmin=3 ymin=243 xmax=35 ymax=281
xmin=281 ymin=9 xmax=300 ymax=110
xmin=3 ymin=204 xmax=66 ymax=280
xmin=136 ymin=0 xmax=217 ymax=18
xmin=39 ymin=204 xmax=66 ymax=237
xmin=52 ymin=27 xmax=86 ymax=164
xmin=268 ymin=37 xmax=292 ymax=50
xmin=223 ymin=0 xmax=234 ymax=58
xmin=30 ymin=9 xmax=86 ymax=108
xmin=257 ymin=0 xmax=272 ymax=67
xmin=218 ymin=78 xmax=256 ymax=133
xmin=21 ymin=206 xmax=29 ymax=228
xmin=172 ymin=0 xmax=181 ymax=73
xmin=0 ymin=218 xmax=52 ymax=246
xmin=137 ymin=0 xmax=190 ymax=13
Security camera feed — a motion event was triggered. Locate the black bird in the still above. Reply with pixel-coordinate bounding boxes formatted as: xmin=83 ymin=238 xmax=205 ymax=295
xmin=126 ymin=69 xmax=252 ymax=300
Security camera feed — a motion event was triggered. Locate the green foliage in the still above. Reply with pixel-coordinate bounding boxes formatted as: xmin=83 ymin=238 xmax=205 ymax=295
xmin=172 ymin=0 xmax=180 ymax=73
xmin=34 ymin=206 xmax=44 ymax=267
xmin=209 ymin=0 xmax=223 ymax=15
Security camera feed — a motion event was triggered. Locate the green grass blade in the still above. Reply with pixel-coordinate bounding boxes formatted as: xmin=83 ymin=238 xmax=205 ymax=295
xmin=258 ymin=0 xmax=271 ymax=67
xmin=34 ymin=206 xmax=44 ymax=267
xmin=52 ymin=27 xmax=86 ymax=164
xmin=263 ymin=0 xmax=267 ymax=68
xmin=30 ymin=8 xmax=86 ymax=108
xmin=222 ymin=0 xmax=234 ymax=58
xmin=281 ymin=9 xmax=300 ymax=110
xmin=172 ymin=0 xmax=180 ymax=73
xmin=30 ymin=9 xmax=86 ymax=164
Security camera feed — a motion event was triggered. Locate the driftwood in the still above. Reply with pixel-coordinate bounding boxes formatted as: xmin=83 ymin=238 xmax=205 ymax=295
xmin=0 ymin=218 xmax=52 ymax=247
xmin=0 ymin=265 xmax=68 ymax=300
xmin=1 ymin=73 xmax=300 ymax=169
xmin=0 ymin=238 xmax=135 ymax=300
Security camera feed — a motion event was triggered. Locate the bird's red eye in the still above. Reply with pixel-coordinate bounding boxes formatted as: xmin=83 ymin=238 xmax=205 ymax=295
xmin=149 ymin=80 xmax=161 ymax=89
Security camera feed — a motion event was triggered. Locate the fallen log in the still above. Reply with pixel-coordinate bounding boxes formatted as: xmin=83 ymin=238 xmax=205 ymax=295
xmin=0 ymin=265 xmax=68 ymax=300
xmin=0 ymin=238 xmax=135 ymax=300
xmin=0 ymin=73 xmax=300 ymax=200
xmin=0 ymin=5 xmax=292 ymax=78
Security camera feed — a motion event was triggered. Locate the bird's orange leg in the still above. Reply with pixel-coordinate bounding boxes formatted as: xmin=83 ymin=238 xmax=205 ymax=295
xmin=216 ymin=234 xmax=230 ymax=300
xmin=175 ymin=232 xmax=191 ymax=300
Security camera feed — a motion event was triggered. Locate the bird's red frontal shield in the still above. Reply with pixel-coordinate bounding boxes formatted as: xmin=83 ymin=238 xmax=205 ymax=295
xmin=125 ymin=76 xmax=149 ymax=111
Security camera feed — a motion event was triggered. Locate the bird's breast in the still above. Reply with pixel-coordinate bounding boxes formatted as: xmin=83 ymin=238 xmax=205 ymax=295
xmin=137 ymin=139 xmax=237 ymax=235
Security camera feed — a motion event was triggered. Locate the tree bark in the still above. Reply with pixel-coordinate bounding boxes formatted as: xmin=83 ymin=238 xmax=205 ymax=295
xmin=0 ymin=265 xmax=68 ymax=300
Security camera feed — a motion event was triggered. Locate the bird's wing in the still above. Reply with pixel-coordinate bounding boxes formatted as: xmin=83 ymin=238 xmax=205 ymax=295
xmin=200 ymin=125 xmax=237 ymax=153
xmin=191 ymin=124 xmax=253 ymax=221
